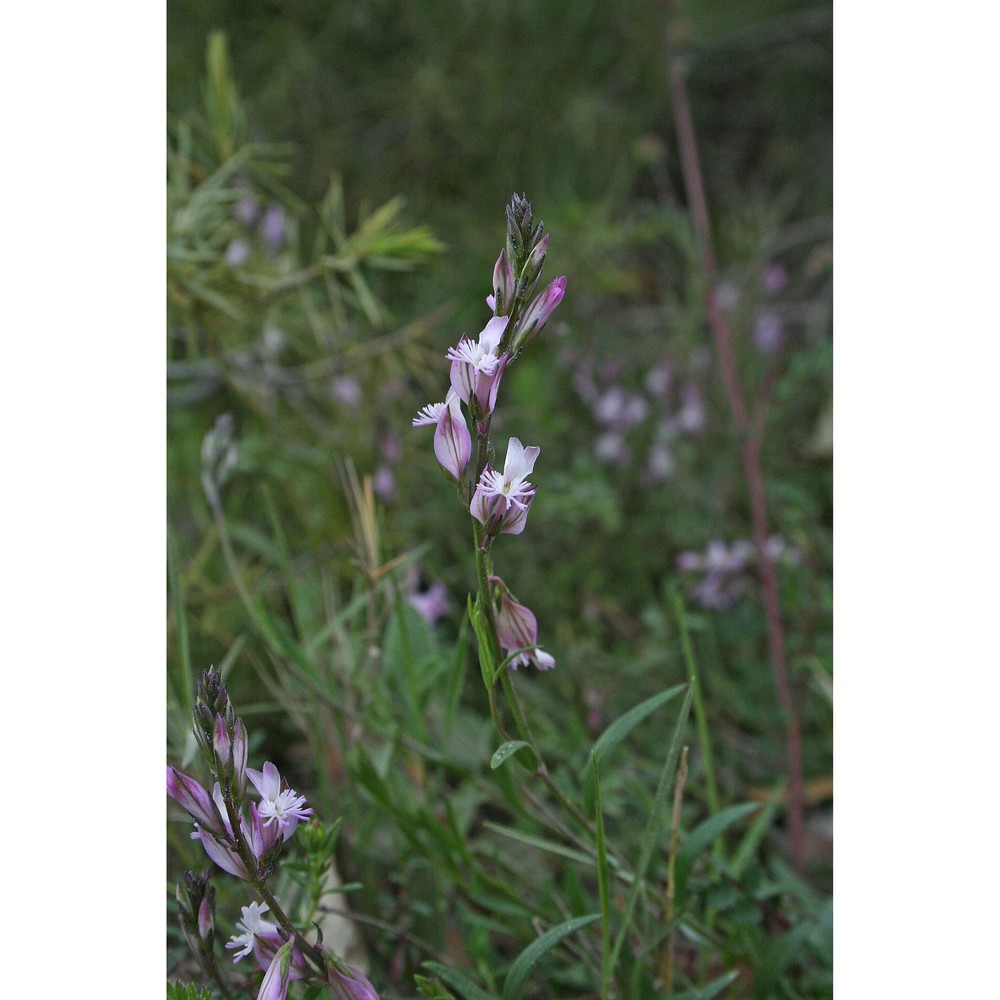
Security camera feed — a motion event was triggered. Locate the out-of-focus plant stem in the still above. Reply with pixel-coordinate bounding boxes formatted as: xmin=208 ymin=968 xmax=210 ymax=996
xmin=662 ymin=6 xmax=806 ymax=871
xmin=661 ymin=745 xmax=689 ymax=992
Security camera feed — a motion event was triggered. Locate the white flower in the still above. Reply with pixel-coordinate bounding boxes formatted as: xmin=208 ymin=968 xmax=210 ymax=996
xmin=475 ymin=437 xmax=539 ymax=513
xmin=226 ymin=902 xmax=277 ymax=962
xmin=445 ymin=316 xmax=508 ymax=378
xmin=247 ymin=761 xmax=313 ymax=837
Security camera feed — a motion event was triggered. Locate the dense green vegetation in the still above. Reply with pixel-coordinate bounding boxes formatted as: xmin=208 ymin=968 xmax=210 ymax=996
xmin=167 ymin=4 xmax=832 ymax=997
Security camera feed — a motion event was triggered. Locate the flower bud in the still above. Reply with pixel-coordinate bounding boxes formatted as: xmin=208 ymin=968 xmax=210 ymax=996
xmin=433 ymin=391 xmax=472 ymax=482
xmin=176 ymin=871 xmax=216 ymax=965
xmin=193 ymin=666 xmax=231 ymax=764
xmin=492 ymin=248 xmax=515 ymax=316
xmin=213 ymin=712 xmax=231 ymax=773
xmin=489 ymin=576 xmax=555 ymax=672
xmin=511 ymin=276 xmax=566 ymax=354
xmin=258 ymin=941 xmax=294 ymax=1000
xmin=505 ymin=192 xmax=535 ymax=269
xmin=167 ymin=766 xmax=227 ymax=835
xmin=198 ymin=886 xmax=216 ymax=941
xmin=330 ymin=965 xmax=383 ymax=1000
xmin=519 ymin=232 xmax=550 ymax=295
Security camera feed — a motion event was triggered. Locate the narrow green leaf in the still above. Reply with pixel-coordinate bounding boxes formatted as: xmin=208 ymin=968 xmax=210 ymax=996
xmin=502 ymin=914 xmax=601 ymax=1000
xmin=608 ymin=685 xmax=693 ymax=973
xmin=583 ymin=683 xmax=687 ymax=811
xmin=490 ymin=740 xmax=537 ymax=771
xmin=675 ymin=802 xmax=759 ymax=903
xmin=422 ymin=963 xmax=497 ymax=1000
xmin=752 ymin=921 xmax=813 ymax=998
xmin=669 ymin=968 xmax=742 ymax=999
xmin=671 ymin=588 xmax=720 ymax=816
xmin=729 ymin=790 xmax=782 ymax=878
xmin=591 ymin=753 xmax=612 ymax=1000
xmin=481 ymin=821 xmax=622 ymax=875
xmin=414 ymin=974 xmax=458 ymax=1000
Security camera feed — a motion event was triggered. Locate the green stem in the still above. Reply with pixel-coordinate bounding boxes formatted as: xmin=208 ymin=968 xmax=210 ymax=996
xmin=219 ymin=796 xmax=332 ymax=976
xmin=201 ymin=953 xmax=237 ymax=1000
xmin=661 ymin=746 xmax=689 ymax=993
xmin=671 ymin=590 xmax=720 ymax=816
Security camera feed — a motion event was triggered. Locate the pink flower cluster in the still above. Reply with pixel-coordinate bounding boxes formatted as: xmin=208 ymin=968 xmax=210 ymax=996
xmin=676 ymin=536 xmax=800 ymax=609
xmin=167 ymin=758 xmax=312 ymax=882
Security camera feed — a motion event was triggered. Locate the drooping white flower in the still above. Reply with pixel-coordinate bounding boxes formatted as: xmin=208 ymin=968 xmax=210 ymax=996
xmin=226 ymin=902 xmax=279 ymax=962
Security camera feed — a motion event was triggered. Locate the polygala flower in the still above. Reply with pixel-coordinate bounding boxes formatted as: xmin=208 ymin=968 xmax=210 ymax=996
xmin=247 ymin=761 xmax=313 ymax=837
xmin=490 ymin=575 xmax=555 ymax=671
xmin=227 ymin=902 xmax=280 ymax=962
xmin=413 ymin=389 xmax=472 ymax=482
xmin=408 ymin=580 xmax=450 ymax=624
xmin=471 ymin=437 xmax=539 ymax=536
xmin=447 ymin=315 xmax=510 ymax=419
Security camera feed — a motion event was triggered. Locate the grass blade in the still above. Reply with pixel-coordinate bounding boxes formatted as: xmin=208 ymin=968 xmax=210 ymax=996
xmin=166 ymin=530 xmax=193 ymax=715
xmin=607 ymin=684 xmax=693 ymax=974
xmin=591 ymin=753 xmax=612 ymax=1000
xmin=490 ymin=740 xmax=537 ymax=771
xmin=671 ymin=588 xmax=720 ymax=816
xmin=502 ymin=914 xmax=601 ymax=1000
xmin=675 ymin=802 xmax=759 ymax=904
xmin=583 ymin=682 xmax=687 ymax=811
xmin=422 ymin=963 xmax=497 ymax=1000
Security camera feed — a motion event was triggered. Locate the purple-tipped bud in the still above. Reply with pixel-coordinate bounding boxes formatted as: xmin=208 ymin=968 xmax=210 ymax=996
xmin=214 ymin=713 xmax=231 ymax=770
xmin=198 ymin=890 xmax=215 ymax=941
xmin=490 ymin=576 xmax=555 ymax=672
xmin=194 ymin=825 xmax=253 ymax=881
xmin=176 ymin=871 xmax=216 ymax=962
xmin=492 ymin=248 xmax=515 ymax=316
xmin=512 ymin=276 xmax=566 ymax=354
xmin=167 ymin=766 xmax=227 ymax=835
xmin=433 ymin=391 xmax=472 ymax=482
xmin=258 ymin=941 xmax=294 ymax=1000
xmin=331 ymin=965 xmax=383 ymax=1000
xmin=194 ymin=666 xmax=232 ymax=765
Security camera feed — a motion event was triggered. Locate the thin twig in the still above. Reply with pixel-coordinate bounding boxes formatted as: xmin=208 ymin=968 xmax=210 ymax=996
xmin=662 ymin=10 xmax=806 ymax=871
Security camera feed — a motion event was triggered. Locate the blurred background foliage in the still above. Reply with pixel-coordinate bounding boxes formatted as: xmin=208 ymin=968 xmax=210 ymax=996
xmin=167 ymin=1 xmax=831 ymax=997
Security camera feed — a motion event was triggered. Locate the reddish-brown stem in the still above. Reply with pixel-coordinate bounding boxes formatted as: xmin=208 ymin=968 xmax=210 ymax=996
xmin=664 ymin=18 xmax=806 ymax=871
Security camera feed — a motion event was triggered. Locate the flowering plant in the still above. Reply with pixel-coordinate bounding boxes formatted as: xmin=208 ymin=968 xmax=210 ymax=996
xmin=413 ymin=194 xmax=565 ymax=750
xmin=168 ymin=667 xmax=379 ymax=1000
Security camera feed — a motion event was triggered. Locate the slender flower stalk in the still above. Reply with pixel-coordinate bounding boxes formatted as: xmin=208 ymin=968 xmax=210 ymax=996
xmin=409 ymin=195 xmax=593 ymax=844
